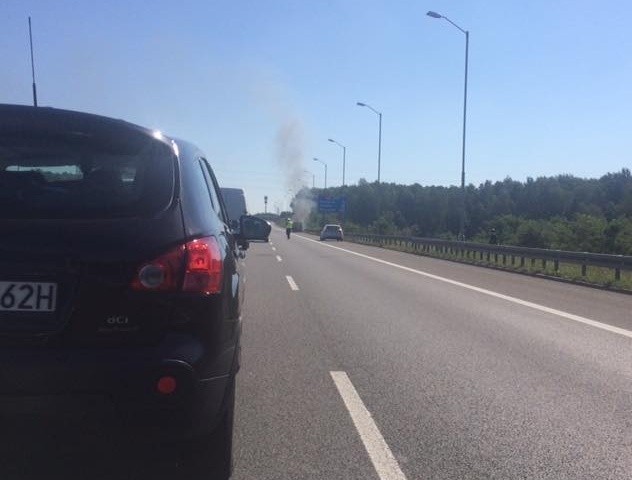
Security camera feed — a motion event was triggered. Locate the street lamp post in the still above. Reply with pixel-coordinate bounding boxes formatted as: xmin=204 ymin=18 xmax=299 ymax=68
xmin=427 ymin=10 xmax=469 ymax=241
xmin=328 ymin=138 xmax=347 ymax=186
xmin=313 ymin=158 xmax=327 ymax=188
xmin=356 ymin=102 xmax=382 ymax=183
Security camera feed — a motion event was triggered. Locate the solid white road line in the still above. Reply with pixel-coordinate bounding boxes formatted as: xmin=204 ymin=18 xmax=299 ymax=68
xmin=276 ymin=255 xmax=283 ymax=262
xmin=330 ymin=371 xmax=408 ymax=480
xmin=295 ymin=235 xmax=632 ymax=340
xmin=285 ymin=275 xmax=299 ymax=291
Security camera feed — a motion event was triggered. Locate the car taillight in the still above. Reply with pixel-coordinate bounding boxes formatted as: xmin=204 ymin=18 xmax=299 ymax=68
xmin=183 ymin=237 xmax=224 ymax=294
xmin=131 ymin=245 xmax=185 ymax=291
xmin=131 ymin=236 xmax=223 ymax=294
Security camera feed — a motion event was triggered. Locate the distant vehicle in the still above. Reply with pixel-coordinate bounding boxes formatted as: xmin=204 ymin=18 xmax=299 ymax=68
xmin=320 ymin=224 xmax=344 ymax=241
xmin=0 ymin=104 xmax=268 ymax=479
xmin=220 ymin=187 xmax=248 ymax=230
xmin=220 ymin=187 xmax=269 ymax=242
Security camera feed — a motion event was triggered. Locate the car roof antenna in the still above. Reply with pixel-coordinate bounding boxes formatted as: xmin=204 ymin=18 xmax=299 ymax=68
xmin=28 ymin=16 xmax=38 ymax=107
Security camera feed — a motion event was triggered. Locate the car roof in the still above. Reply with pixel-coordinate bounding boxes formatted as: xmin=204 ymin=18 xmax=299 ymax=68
xmin=0 ymin=103 xmax=177 ymax=155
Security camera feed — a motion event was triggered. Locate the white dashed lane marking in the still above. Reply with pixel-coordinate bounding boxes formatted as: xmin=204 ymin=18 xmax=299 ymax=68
xmin=331 ymin=371 xmax=409 ymax=480
xmin=285 ymin=275 xmax=299 ymax=291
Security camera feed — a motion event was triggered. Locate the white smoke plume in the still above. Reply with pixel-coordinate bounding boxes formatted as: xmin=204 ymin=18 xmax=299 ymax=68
xmin=247 ymin=71 xmax=317 ymax=221
xmin=275 ymin=118 xmax=316 ymax=223
xmin=275 ymin=118 xmax=306 ymax=193
xmin=292 ymin=193 xmax=316 ymax=224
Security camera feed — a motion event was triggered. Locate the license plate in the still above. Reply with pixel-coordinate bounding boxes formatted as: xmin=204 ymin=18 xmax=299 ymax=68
xmin=0 ymin=281 xmax=57 ymax=312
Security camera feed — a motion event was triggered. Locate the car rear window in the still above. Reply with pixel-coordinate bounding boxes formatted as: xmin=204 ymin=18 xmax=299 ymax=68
xmin=0 ymin=130 xmax=175 ymax=219
xmin=326 ymin=225 xmax=340 ymax=231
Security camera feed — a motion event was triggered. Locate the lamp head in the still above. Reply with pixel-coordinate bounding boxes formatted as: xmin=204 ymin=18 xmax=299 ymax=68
xmin=427 ymin=11 xmax=442 ymax=18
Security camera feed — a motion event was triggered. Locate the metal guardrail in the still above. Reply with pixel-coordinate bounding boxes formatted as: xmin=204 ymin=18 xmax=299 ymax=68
xmin=344 ymin=233 xmax=632 ymax=282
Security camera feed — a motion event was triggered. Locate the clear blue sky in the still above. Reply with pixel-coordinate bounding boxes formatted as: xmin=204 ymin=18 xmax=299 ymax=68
xmin=3 ymin=0 xmax=631 ymax=213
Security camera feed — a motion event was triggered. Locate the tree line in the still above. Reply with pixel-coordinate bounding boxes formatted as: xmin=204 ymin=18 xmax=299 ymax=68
xmin=293 ymin=168 xmax=632 ymax=255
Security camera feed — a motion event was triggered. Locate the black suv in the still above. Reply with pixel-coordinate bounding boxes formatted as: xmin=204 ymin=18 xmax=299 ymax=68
xmin=0 ymin=104 xmax=268 ymax=478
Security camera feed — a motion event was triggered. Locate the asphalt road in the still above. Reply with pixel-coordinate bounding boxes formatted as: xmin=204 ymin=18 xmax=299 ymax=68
xmin=233 ymin=228 xmax=632 ymax=480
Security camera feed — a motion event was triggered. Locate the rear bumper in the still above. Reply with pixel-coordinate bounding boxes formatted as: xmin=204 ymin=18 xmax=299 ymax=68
xmin=0 ymin=333 xmax=236 ymax=442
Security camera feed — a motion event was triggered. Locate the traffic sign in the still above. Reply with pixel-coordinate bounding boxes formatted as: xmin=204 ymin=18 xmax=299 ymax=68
xmin=318 ymin=196 xmax=346 ymax=213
